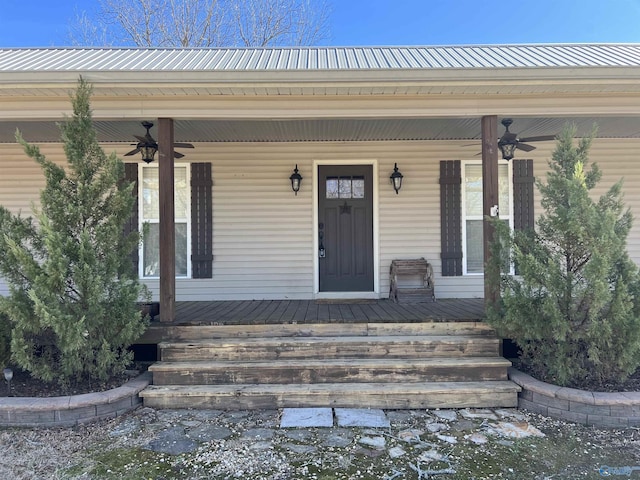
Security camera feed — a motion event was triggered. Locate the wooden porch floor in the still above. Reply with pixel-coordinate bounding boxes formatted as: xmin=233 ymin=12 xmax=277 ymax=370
xmin=170 ymin=298 xmax=485 ymax=325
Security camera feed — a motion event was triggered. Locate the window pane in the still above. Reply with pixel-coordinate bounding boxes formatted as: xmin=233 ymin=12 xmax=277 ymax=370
xmin=142 ymin=167 xmax=188 ymax=219
xmin=466 ymin=220 xmax=484 ymax=273
xmin=465 ymin=165 xmax=483 ymax=216
xmin=326 ymin=177 xmax=339 ymax=199
xmin=142 ymin=168 xmax=159 ymax=219
xmin=143 ymin=223 xmax=188 ymax=277
xmin=352 ymin=176 xmax=365 ymax=198
xmin=175 ymin=167 xmax=188 ymax=219
xmin=339 ymin=177 xmax=352 ymax=198
xmin=499 ymin=164 xmax=510 ymax=214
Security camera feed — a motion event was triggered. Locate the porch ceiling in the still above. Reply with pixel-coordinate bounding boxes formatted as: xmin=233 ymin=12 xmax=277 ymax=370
xmin=2 ymin=116 xmax=640 ymax=144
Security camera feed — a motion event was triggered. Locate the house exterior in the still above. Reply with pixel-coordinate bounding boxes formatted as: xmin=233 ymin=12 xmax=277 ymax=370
xmin=2 ymin=45 xmax=640 ymax=321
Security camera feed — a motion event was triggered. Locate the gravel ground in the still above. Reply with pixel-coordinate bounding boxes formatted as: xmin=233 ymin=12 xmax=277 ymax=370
xmin=2 ymin=406 xmax=640 ymax=479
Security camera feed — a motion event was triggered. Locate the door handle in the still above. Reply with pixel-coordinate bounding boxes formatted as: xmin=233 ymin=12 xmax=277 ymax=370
xmin=319 ymin=230 xmax=325 ymax=258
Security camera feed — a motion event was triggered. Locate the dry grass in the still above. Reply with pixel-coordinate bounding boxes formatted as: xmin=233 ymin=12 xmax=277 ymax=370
xmin=0 ymin=421 xmax=115 ymax=479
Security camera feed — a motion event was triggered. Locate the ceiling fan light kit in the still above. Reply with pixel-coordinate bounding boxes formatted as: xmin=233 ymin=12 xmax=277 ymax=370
xmin=497 ymin=118 xmax=556 ymax=160
xmin=124 ymin=121 xmax=194 ymax=163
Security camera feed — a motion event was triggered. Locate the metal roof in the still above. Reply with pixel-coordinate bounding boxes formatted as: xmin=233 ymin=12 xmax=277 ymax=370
xmin=1 ymin=44 xmax=640 ymax=72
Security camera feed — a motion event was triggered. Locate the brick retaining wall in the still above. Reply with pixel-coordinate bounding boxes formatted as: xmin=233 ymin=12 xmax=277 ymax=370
xmin=0 ymin=372 xmax=151 ymax=427
xmin=509 ymin=367 xmax=640 ymax=428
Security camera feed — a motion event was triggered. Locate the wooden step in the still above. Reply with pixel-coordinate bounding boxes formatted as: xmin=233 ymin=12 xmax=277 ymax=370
xmin=149 ymin=357 xmax=511 ymax=385
xmin=140 ymin=381 xmax=521 ymax=410
xmin=159 ymin=335 xmax=501 ymax=362
xmin=141 ymin=321 xmax=496 ymax=344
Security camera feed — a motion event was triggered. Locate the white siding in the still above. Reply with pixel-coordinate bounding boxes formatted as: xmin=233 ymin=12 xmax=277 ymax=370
xmin=1 ymin=138 xmax=640 ymax=300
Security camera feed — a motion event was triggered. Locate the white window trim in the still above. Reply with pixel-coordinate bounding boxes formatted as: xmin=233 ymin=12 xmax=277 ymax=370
xmin=138 ymin=163 xmax=192 ymax=279
xmin=461 ymin=160 xmax=514 ymax=276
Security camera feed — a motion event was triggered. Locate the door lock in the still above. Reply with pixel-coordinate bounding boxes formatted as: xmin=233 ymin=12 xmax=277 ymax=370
xmin=319 ymin=230 xmax=325 ymax=258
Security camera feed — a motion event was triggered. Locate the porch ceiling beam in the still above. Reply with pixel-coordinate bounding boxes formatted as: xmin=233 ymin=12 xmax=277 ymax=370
xmin=158 ymin=118 xmax=176 ymax=323
xmin=481 ymin=115 xmax=499 ymax=308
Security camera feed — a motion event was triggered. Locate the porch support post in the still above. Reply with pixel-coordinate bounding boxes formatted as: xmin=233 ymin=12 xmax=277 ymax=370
xmin=481 ymin=115 xmax=500 ymax=308
xmin=158 ymin=118 xmax=176 ymax=323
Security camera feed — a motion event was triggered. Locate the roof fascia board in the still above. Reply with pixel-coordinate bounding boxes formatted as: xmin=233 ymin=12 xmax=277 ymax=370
xmin=2 ymin=66 xmax=640 ymax=87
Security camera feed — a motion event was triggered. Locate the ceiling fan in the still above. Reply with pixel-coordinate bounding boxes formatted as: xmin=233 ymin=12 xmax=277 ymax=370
xmin=496 ymin=118 xmax=556 ymax=160
xmin=124 ymin=121 xmax=194 ymax=163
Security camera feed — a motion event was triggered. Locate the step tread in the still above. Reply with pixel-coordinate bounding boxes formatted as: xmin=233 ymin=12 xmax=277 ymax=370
xmin=141 ymin=381 xmax=521 ymax=397
xmin=159 ymin=334 xmax=499 ymax=349
xmin=141 ymin=321 xmax=496 ymax=344
xmin=149 ymin=356 xmax=512 ymax=371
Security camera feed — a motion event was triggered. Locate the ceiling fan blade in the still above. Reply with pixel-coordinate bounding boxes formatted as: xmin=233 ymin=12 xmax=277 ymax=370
xmin=518 ymin=135 xmax=556 ymax=143
xmin=173 ymin=151 xmax=185 ymax=159
xmin=516 ymin=143 xmax=536 ymax=152
xmin=133 ymin=135 xmax=148 ymax=143
xmin=174 ymin=142 xmax=194 ymax=148
xmin=124 ymin=148 xmax=141 ymax=156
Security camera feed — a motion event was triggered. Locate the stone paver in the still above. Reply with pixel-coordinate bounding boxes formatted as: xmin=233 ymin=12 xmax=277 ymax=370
xmin=426 ymin=422 xmax=449 ymax=433
xmin=334 ymin=408 xmax=390 ymax=428
xmin=358 ymin=436 xmax=386 ymax=449
xmin=434 ymin=409 xmax=458 ymax=422
xmin=145 ymin=426 xmax=199 ymax=455
xmin=188 ymin=425 xmax=234 ymax=442
xmin=280 ymin=408 xmax=334 ymax=428
xmin=318 ymin=429 xmax=355 ymax=447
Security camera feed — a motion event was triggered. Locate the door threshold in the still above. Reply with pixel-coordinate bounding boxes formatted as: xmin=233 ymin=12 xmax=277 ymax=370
xmin=315 ymin=292 xmax=378 ymax=301
xmin=315 ymin=298 xmax=378 ymax=304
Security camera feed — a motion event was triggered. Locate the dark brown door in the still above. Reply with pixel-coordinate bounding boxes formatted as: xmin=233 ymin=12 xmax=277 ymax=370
xmin=318 ymin=165 xmax=374 ymax=292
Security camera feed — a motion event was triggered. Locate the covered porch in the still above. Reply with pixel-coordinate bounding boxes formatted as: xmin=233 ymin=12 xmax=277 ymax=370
xmin=3 ymin=46 xmax=640 ymax=322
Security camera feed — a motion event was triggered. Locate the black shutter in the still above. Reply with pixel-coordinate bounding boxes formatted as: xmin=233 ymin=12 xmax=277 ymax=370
xmin=439 ymin=160 xmax=463 ymax=276
xmin=191 ymin=163 xmax=213 ymax=279
xmin=513 ymin=159 xmax=535 ymax=232
xmin=123 ymin=163 xmax=139 ymax=273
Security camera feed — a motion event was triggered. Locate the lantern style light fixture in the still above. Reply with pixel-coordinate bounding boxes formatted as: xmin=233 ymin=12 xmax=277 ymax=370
xmin=124 ymin=121 xmax=194 ymax=163
xmin=390 ymin=163 xmax=404 ymax=194
xmin=128 ymin=121 xmax=158 ymax=163
xmin=497 ymin=136 xmax=518 ymax=161
xmin=290 ymin=164 xmax=302 ymax=195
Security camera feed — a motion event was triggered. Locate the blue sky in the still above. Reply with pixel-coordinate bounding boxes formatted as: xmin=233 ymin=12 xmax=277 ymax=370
xmin=2 ymin=0 xmax=640 ymax=47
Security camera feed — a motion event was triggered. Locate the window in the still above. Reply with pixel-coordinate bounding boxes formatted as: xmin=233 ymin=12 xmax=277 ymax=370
xmin=326 ymin=176 xmax=365 ymax=199
xmin=139 ymin=164 xmax=191 ymax=278
xmin=461 ymin=162 xmax=513 ymax=274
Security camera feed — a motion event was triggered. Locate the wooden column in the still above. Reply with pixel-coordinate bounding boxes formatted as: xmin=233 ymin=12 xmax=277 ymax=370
xmin=158 ymin=118 xmax=176 ymax=323
xmin=481 ymin=115 xmax=499 ymax=308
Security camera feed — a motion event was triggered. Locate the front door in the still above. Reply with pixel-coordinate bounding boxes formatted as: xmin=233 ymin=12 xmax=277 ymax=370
xmin=318 ymin=165 xmax=374 ymax=292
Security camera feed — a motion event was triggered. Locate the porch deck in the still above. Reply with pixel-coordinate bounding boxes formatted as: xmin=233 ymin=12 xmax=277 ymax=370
xmin=138 ymin=298 xmax=486 ymax=345
xmin=172 ymin=298 xmax=485 ymax=325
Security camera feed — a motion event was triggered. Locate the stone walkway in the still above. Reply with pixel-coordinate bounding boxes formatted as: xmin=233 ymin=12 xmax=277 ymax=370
xmin=100 ymin=407 xmax=562 ymax=479
xmin=135 ymin=407 xmax=542 ymax=458
xmin=3 ymin=405 xmax=639 ymax=479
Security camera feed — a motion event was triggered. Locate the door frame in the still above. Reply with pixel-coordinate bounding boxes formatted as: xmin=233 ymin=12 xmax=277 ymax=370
xmin=313 ymin=159 xmax=380 ymax=299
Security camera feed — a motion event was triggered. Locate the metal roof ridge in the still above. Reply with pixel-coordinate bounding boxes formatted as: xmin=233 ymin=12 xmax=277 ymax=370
xmin=1 ymin=43 xmax=640 ymax=53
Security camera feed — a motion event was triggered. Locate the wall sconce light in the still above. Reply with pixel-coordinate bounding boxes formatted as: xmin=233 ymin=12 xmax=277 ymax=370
xmin=290 ymin=164 xmax=302 ymax=195
xmin=390 ymin=163 xmax=403 ymax=194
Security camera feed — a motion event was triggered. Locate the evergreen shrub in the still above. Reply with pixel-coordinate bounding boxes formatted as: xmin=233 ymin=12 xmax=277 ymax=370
xmin=487 ymin=125 xmax=640 ymax=389
xmin=0 ymin=78 xmax=148 ymax=387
